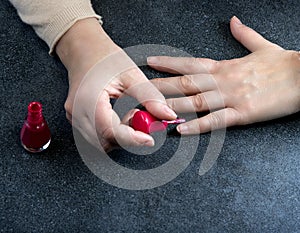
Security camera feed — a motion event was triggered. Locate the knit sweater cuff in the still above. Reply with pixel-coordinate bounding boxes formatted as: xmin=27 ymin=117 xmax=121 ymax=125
xmin=44 ymin=2 xmax=102 ymax=54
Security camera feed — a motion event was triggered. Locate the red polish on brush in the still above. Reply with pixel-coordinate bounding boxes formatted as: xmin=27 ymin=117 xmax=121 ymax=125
xmin=20 ymin=102 xmax=51 ymax=153
xmin=131 ymin=110 xmax=185 ymax=134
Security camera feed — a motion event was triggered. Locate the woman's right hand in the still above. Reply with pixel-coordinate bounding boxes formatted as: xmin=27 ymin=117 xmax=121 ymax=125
xmin=56 ymin=18 xmax=177 ymax=151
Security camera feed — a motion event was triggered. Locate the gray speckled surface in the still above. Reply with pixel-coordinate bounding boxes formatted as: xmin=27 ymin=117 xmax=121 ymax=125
xmin=1 ymin=0 xmax=300 ymax=232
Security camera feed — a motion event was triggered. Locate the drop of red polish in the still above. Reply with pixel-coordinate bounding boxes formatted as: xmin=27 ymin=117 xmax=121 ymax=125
xmin=20 ymin=102 xmax=51 ymax=153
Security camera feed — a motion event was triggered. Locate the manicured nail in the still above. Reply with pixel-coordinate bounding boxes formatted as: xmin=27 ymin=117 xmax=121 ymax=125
xmin=147 ymin=57 xmax=158 ymax=64
xmin=177 ymin=124 xmax=189 ymax=134
xmin=163 ymin=106 xmax=177 ymax=119
xmin=233 ymin=16 xmax=242 ymax=25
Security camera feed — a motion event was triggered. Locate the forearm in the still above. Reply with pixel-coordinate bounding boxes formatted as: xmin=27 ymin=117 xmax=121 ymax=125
xmin=9 ymin=0 xmax=101 ymax=54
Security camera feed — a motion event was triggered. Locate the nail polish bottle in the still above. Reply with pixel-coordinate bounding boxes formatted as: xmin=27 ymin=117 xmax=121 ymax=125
xmin=131 ymin=110 xmax=185 ymax=134
xmin=20 ymin=102 xmax=51 ymax=153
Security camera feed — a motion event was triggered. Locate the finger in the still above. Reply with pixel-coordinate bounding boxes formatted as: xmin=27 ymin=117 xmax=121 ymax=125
xmin=95 ymin=93 xmax=155 ymax=148
xmin=114 ymin=124 xmax=155 ymax=148
xmin=167 ymin=91 xmax=225 ymax=113
xmin=86 ymin=50 xmax=177 ymax=121
xmin=176 ymin=108 xmax=240 ymax=134
xmin=151 ymin=74 xmax=217 ymax=96
xmin=230 ymin=16 xmax=282 ymax=52
xmin=98 ymin=122 xmax=155 ymax=149
xmin=119 ymin=68 xmax=177 ymax=120
xmin=147 ymin=56 xmax=219 ymax=75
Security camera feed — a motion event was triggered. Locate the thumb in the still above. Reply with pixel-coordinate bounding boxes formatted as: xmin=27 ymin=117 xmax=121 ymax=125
xmin=230 ymin=16 xmax=282 ymax=52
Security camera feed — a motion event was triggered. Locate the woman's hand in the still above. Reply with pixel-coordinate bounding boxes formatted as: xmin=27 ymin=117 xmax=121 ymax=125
xmin=56 ymin=18 xmax=177 ymax=151
xmin=148 ymin=16 xmax=300 ymax=134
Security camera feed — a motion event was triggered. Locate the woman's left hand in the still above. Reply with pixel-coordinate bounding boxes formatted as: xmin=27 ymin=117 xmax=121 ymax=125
xmin=148 ymin=16 xmax=300 ymax=134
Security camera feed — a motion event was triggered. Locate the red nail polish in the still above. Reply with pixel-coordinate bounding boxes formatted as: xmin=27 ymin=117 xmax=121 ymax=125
xmin=20 ymin=102 xmax=51 ymax=153
xmin=131 ymin=110 xmax=185 ymax=134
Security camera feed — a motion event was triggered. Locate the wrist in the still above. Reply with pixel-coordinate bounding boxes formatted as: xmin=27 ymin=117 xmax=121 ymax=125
xmin=294 ymin=51 xmax=300 ymax=88
xmin=293 ymin=51 xmax=300 ymax=110
xmin=56 ymin=18 xmax=121 ymax=84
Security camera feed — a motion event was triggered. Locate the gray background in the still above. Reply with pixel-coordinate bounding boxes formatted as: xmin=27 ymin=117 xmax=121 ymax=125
xmin=1 ymin=0 xmax=300 ymax=232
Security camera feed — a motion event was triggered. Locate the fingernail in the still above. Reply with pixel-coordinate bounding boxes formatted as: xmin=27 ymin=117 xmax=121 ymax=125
xmin=147 ymin=57 xmax=158 ymax=64
xmin=144 ymin=140 xmax=155 ymax=147
xmin=177 ymin=125 xmax=189 ymax=134
xmin=163 ymin=106 xmax=177 ymax=119
xmin=233 ymin=16 xmax=242 ymax=25
xmin=134 ymin=131 xmax=154 ymax=146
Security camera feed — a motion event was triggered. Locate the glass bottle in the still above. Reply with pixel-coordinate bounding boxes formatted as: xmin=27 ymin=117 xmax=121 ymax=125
xmin=20 ymin=102 xmax=51 ymax=153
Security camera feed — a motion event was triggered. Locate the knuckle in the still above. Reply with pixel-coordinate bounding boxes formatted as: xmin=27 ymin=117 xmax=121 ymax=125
xmin=151 ymin=78 xmax=163 ymax=89
xmin=192 ymin=94 xmax=205 ymax=110
xmin=238 ymin=112 xmax=250 ymax=125
xmin=289 ymin=50 xmax=300 ymax=66
xmin=225 ymin=67 xmax=242 ymax=81
xmin=208 ymin=112 xmax=224 ymax=130
xmin=227 ymin=108 xmax=241 ymax=125
xmin=209 ymin=60 xmax=220 ymax=73
xmin=196 ymin=120 xmax=202 ymax=133
xmin=179 ymin=75 xmax=194 ymax=91
xmin=64 ymin=100 xmax=72 ymax=114
xmin=241 ymin=102 xmax=257 ymax=123
xmin=185 ymin=57 xmax=199 ymax=71
xmin=100 ymin=127 xmax=115 ymax=142
xmin=203 ymin=58 xmax=221 ymax=74
xmin=192 ymin=57 xmax=201 ymax=64
xmin=166 ymin=98 xmax=176 ymax=110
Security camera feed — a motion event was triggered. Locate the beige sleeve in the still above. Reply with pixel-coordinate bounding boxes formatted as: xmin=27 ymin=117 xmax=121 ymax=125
xmin=9 ymin=0 xmax=102 ymax=54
